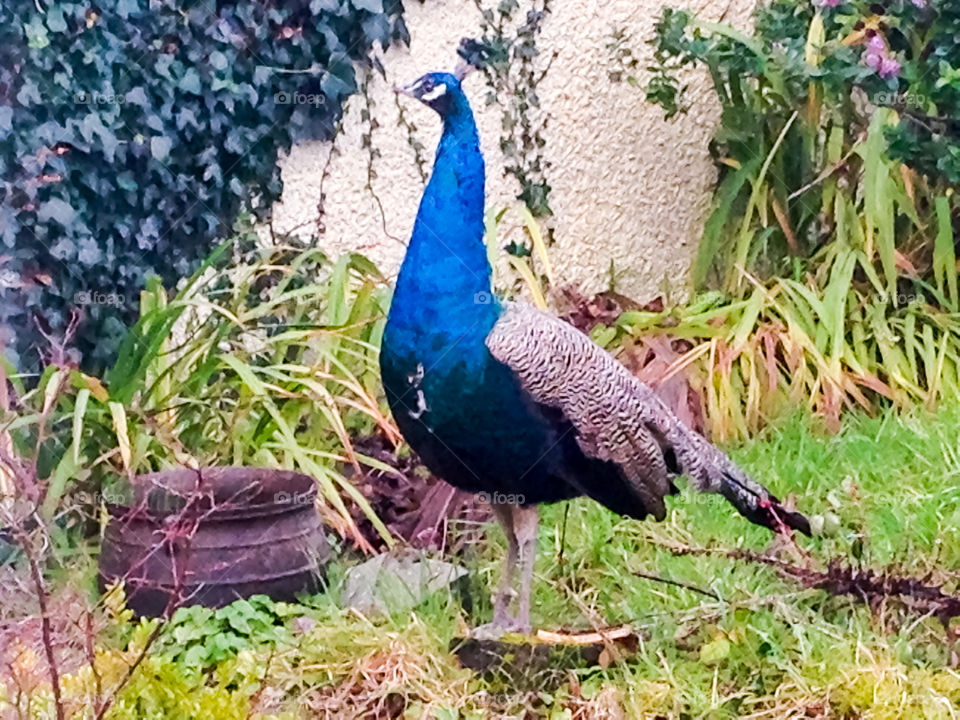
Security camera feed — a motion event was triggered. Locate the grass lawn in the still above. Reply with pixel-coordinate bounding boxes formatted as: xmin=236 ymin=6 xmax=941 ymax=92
xmin=7 ymin=406 xmax=960 ymax=719
xmin=300 ymin=406 xmax=960 ymax=719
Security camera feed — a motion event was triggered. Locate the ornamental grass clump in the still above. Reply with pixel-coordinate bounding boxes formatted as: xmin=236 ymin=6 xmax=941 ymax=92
xmin=606 ymin=0 xmax=960 ymax=439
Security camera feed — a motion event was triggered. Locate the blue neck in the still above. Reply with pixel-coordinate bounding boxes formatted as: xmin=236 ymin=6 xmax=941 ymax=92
xmin=391 ymin=92 xmax=495 ymax=334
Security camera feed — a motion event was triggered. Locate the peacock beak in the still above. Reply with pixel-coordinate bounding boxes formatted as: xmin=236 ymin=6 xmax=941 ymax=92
xmin=393 ymin=81 xmax=418 ymax=98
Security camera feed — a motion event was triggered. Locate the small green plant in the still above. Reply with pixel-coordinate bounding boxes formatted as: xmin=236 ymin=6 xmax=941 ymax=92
xmin=646 ymin=0 xmax=958 ymax=295
xmin=484 ymin=203 xmax=557 ymax=308
xmin=158 ymin=596 xmax=298 ymax=668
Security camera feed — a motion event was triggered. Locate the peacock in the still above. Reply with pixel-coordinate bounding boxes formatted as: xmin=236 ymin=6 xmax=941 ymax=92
xmin=380 ymin=66 xmax=811 ymax=637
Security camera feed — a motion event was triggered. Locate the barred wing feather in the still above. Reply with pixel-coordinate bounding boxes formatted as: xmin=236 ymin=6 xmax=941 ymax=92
xmin=486 ymin=303 xmax=811 ymax=535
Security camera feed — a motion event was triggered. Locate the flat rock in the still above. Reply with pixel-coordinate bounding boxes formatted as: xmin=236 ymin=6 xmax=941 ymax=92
xmin=342 ymin=551 xmax=468 ymax=616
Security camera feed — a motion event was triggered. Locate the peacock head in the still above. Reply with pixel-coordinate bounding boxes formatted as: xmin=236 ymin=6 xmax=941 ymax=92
xmin=394 ymin=72 xmax=463 ymax=117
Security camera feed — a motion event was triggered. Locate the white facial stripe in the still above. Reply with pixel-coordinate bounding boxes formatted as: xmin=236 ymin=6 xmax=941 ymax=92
xmin=420 ymin=84 xmax=447 ymax=103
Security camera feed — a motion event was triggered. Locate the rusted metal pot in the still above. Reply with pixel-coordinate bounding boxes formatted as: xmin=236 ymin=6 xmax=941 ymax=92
xmin=98 ymin=467 xmax=329 ymax=616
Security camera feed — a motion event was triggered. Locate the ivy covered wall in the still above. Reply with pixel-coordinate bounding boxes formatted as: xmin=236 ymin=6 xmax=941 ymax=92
xmin=0 ymin=0 xmax=408 ymax=372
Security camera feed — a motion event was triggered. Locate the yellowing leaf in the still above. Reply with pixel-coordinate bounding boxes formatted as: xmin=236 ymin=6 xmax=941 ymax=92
xmin=805 ymin=13 xmax=825 ymax=67
xmin=699 ymin=634 xmax=731 ymax=665
xmin=82 ymin=373 xmax=109 ymax=402
xmin=508 ymin=256 xmax=547 ymax=310
xmin=42 ymin=368 xmax=65 ymax=416
xmin=109 ymin=402 xmax=132 ymax=472
xmin=520 ymin=204 xmax=555 ymax=287
xmin=73 ymin=388 xmax=90 ymax=464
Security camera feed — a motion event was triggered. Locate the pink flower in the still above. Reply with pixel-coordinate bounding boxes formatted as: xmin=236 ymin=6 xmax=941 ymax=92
xmin=910 ymin=0 xmax=927 ymax=7
xmin=817 ymin=0 xmax=842 ymax=6
xmin=878 ymin=57 xmax=901 ymax=79
xmin=862 ymin=34 xmax=901 ymax=79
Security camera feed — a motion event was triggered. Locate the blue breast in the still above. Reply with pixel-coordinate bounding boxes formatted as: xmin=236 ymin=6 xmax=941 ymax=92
xmin=380 ymin=81 xmax=577 ymax=502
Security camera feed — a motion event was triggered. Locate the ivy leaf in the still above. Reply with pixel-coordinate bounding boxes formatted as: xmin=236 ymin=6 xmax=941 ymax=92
xmin=24 ymin=16 xmax=50 ymax=49
xmin=116 ymin=173 xmax=137 ymax=192
xmin=179 ymin=68 xmax=203 ymax=95
xmin=126 ymin=86 xmax=149 ymax=107
xmin=38 ymin=198 xmax=77 ymax=226
xmin=116 ymin=0 xmax=142 ymax=19
xmin=351 ymin=0 xmax=383 ymax=13
xmin=150 ymin=136 xmax=172 ymax=161
xmin=0 ymin=107 xmax=12 ymax=139
xmin=362 ymin=14 xmax=390 ymax=45
xmin=224 ymin=128 xmax=246 ymax=154
xmin=16 ymin=80 xmax=42 ymax=107
xmin=45 ymin=6 xmax=68 ymax=33
xmin=2 ymin=0 xmax=410 ymax=371
xmin=0 ymin=205 xmax=18 ymax=248
xmin=49 ymin=237 xmax=76 ymax=261
xmin=77 ymin=237 xmax=103 ymax=266
xmin=321 ymin=61 xmax=356 ymax=98
xmin=145 ymin=113 xmax=164 ymax=132
xmin=209 ymin=50 xmax=228 ymax=71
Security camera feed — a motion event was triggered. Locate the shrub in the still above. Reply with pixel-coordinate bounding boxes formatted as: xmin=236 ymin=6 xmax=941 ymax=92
xmin=0 ymin=0 xmax=408 ymax=372
xmin=599 ymin=0 xmax=960 ymax=438
xmin=646 ymin=0 xmax=959 ymax=290
xmin=4 ymin=238 xmax=398 ymax=550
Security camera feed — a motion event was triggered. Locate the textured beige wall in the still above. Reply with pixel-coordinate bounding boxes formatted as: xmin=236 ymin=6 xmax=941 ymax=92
xmin=272 ymin=0 xmax=751 ymax=301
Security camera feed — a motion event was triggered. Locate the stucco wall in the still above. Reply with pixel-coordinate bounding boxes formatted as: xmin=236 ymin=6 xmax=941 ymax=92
xmin=272 ymin=0 xmax=752 ymax=301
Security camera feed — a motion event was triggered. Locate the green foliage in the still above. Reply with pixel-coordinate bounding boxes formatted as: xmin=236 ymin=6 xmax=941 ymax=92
xmin=0 ymin=0 xmax=409 ymax=372
xmin=8 ymin=406 xmax=960 ymax=718
xmin=460 ymin=0 xmax=554 ymax=225
xmin=159 ymin=596 xmax=298 ymax=667
xmin=4 ymin=239 xmax=397 ymax=548
xmin=104 ymin=660 xmax=259 ymax=720
xmin=592 ymin=270 xmax=960 ymax=441
xmin=645 ymin=0 xmax=958 ymax=289
xmin=602 ymin=0 xmax=960 ymax=437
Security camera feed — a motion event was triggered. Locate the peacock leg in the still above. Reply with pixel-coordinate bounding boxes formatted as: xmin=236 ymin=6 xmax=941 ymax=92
xmin=489 ymin=502 xmax=518 ymax=626
xmin=472 ymin=502 xmax=527 ymax=639
xmin=512 ymin=504 xmax=539 ymax=634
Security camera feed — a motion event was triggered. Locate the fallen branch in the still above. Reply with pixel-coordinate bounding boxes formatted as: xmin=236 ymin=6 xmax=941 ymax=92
xmin=663 ymin=542 xmax=960 ymax=625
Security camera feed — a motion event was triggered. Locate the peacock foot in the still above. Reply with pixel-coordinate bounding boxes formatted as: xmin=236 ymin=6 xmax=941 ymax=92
xmin=470 ymin=616 xmax=532 ymax=641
